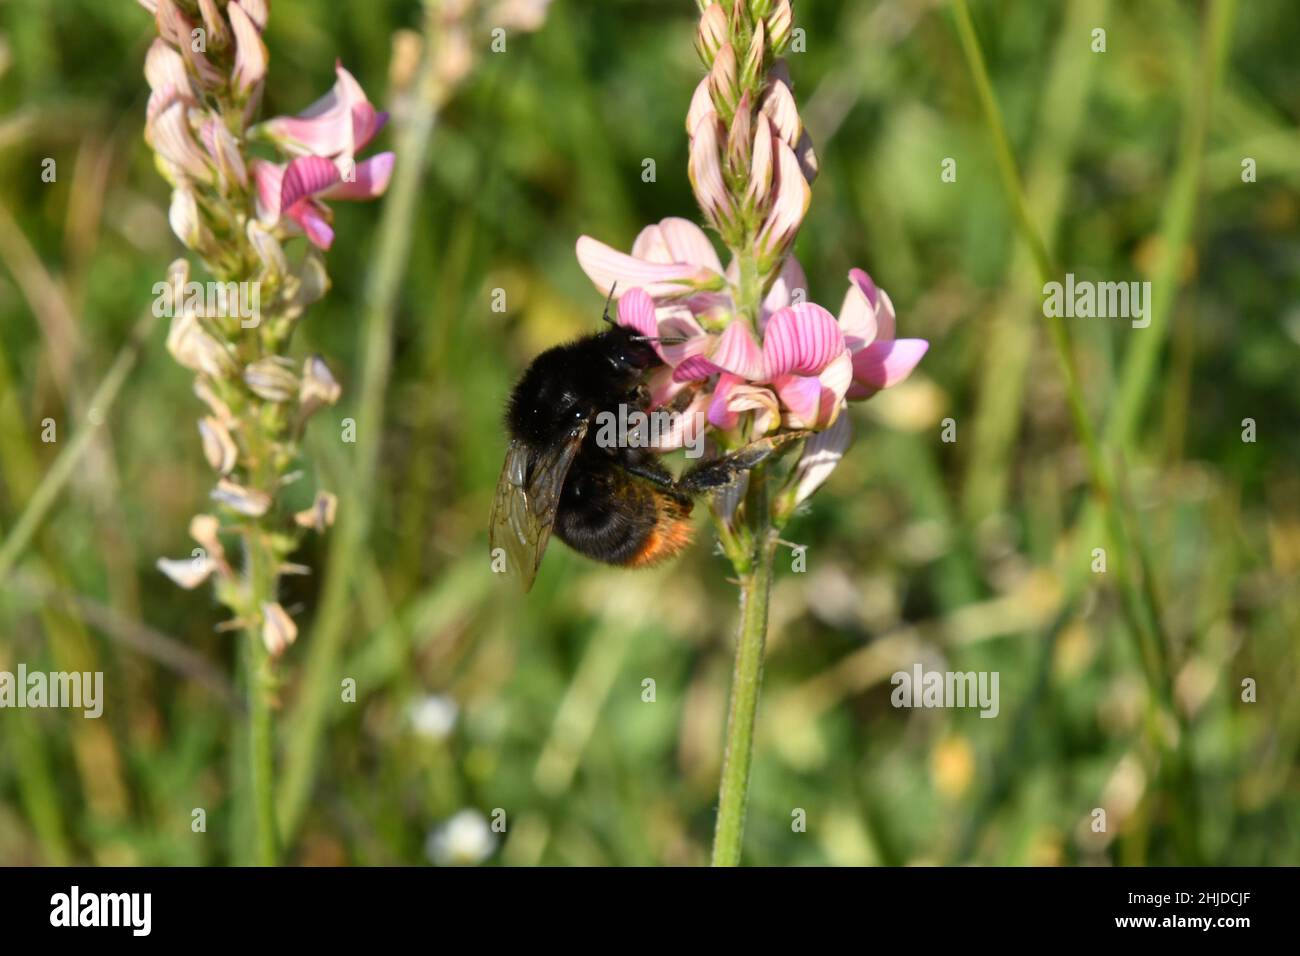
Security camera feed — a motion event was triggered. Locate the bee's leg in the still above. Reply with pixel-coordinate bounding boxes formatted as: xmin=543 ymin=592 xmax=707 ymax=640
xmin=618 ymin=448 xmax=680 ymax=490
xmin=676 ymin=430 xmax=811 ymax=494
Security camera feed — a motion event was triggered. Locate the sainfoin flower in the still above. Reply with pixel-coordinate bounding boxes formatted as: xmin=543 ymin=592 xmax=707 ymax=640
xmin=578 ymin=218 xmax=928 ymax=503
xmin=250 ymin=64 xmax=396 ymax=250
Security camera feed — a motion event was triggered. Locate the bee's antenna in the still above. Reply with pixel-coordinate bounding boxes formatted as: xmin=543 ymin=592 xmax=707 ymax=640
xmin=631 ymin=334 xmax=689 ymax=345
xmin=601 ymin=282 xmax=618 ymax=326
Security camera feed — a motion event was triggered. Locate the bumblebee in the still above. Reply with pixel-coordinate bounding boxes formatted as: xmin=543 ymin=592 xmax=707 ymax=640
xmin=490 ymin=292 xmax=796 ymax=591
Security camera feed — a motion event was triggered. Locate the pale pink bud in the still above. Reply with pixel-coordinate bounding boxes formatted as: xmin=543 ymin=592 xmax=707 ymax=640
xmin=299 ymin=355 xmax=342 ymax=419
xmin=766 ymin=0 xmax=793 ymax=54
xmin=244 ymin=356 xmax=299 ymax=403
xmin=686 ymin=77 xmax=713 ymax=137
xmin=755 ymin=137 xmax=810 ymax=267
xmin=740 ymin=18 xmax=765 ymax=90
xmin=759 ymin=78 xmax=801 ymax=149
xmin=261 ymin=602 xmax=298 ymax=658
xmin=197 ymin=0 xmax=231 ymax=50
xmin=168 ymin=186 xmax=213 ymax=252
xmin=198 ymin=415 xmax=238 ymax=473
xmin=148 ymin=100 xmax=215 ymax=185
xmin=294 ymin=491 xmax=339 ymax=533
xmin=157 ymin=556 xmax=215 ymax=589
xmin=687 ymin=112 xmax=734 ymax=234
xmin=228 ymin=1 xmax=267 ymax=95
xmin=201 ymin=118 xmax=248 ymax=191
xmin=707 ymin=42 xmax=739 ymax=119
xmin=211 ymin=478 xmax=271 ymax=517
xmin=696 ymin=3 xmax=729 ymax=67
xmin=189 ymin=513 xmax=227 ymax=567
xmin=726 ymin=91 xmax=752 ymax=179
xmin=744 ymin=112 xmax=775 ymax=209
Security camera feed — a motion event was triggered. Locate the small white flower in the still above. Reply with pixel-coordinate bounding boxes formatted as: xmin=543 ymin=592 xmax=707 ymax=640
xmin=408 ymin=694 xmax=459 ymax=742
xmin=425 ymin=809 xmax=494 ymax=866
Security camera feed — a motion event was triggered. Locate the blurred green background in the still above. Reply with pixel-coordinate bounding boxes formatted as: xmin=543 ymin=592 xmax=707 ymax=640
xmin=1 ymin=0 xmax=1298 ymax=866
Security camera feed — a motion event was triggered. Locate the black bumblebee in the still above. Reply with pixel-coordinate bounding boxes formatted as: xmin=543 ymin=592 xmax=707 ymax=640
xmin=490 ymin=291 xmax=798 ymax=591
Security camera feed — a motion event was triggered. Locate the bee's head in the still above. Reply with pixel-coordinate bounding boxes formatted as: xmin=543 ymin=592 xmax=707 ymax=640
xmin=602 ymin=324 xmax=663 ymax=375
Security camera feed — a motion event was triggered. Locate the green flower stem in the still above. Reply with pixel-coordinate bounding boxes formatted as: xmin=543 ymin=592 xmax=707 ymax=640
xmin=278 ymin=10 xmax=447 ymax=841
xmin=243 ymin=604 xmax=280 ymax=866
xmin=712 ymin=494 xmax=777 ymax=867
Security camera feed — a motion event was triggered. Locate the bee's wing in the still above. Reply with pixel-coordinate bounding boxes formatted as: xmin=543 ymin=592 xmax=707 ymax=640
xmin=488 ymin=425 xmax=587 ymax=591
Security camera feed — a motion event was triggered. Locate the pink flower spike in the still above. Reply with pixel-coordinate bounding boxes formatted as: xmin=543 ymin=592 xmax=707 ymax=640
xmin=763 ymin=302 xmax=844 ymax=378
xmin=322 ymin=152 xmax=395 ymax=201
xmin=281 ymin=156 xmax=341 ymax=211
xmin=850 ymin=338 xmax=929 ymax=392
xmin=575 ymin=235 xmax=719 ymax=298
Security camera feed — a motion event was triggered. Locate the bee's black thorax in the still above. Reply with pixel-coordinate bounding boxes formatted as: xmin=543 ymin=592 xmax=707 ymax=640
xmin=505 ymin=326 xmax=660 ymax=451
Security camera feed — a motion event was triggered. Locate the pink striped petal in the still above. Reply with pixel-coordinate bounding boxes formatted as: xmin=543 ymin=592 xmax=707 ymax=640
xmin=708 ymin=320 xmax=764 ymax=380
xmin=760 ymin=255 xmax=807 ymax=331
xmin=849 ymin=268 xmax=895 ymax=341
xmin=288 ymin=200 xmax=335 ymax=250
xmin=814 ymin=350 xmax=854 ymax=426
xmin=838 ymin=270 xmax=879 ymax=351
xmin=281 ymin=156 xmax=341 ymax=209
xmin=616 ymin=287 xmax=659 ymax=338
xmin=707 ymin=374 xmax=744 ymax=430
xmin=576 ymin=236 xmax=717 ymax=298
xmin=773 ymin=374 xmax=821 ymax=428
xmin=658 ymin=217 xmax=724 ymax=272
xmin=251 ymin=159 xmax=284 ymax=219
xmin=647 ymin=367 xmax=690 ymax=409
xmin=728 ymin=383 xmax=781 ymax=435
xmin=762 ymin=302 xmax=845 ymax=378
xmin=851 ymin=338 xmax=928 ymax=392
xmin=322 ymin=152 xmax=395 ymax=200
xmin=673 ymin=352 xmax=720 ymax=383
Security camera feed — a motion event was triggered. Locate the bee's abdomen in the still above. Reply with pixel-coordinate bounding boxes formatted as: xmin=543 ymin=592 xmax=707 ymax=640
xmin=555 ymin=461 xmax=693 ymax=567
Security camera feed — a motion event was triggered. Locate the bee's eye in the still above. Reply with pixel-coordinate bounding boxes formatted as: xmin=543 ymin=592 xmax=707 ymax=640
xmin=573 ymin=407 xmax=585 ymax=420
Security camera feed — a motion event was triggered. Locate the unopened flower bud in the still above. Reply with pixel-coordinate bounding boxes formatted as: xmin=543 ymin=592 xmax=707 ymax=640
xmin=157 ymin=555 xmax=215 ymax=589
xmin=211 ymin=478 xmax=271 ymax=517
xmin=198 ymin=415 xmax=238 ymax=473
xmin=244 ymin=356 xmax=298 ymax=402
xmin=707 ymin=42 xmax=739 ymax=121
xmin=695 ymin=3 xmax=728 ymax=67
xmin=261 ymin=601 xmax=297 ymax=658
xmin=740 ymin=18 xmax=766 ymax=90
xmin=294 ymin=490 xmax=338 ymax=533
xmin=197 ymin=0 xmax=231 ymax=50
xmin=726 ymin=91 xmax=753 ymax=180
xmin=298 ymin=354 xmax=341 ymax=419
xmin=766 ymin=0 xmax=793 ymax=54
